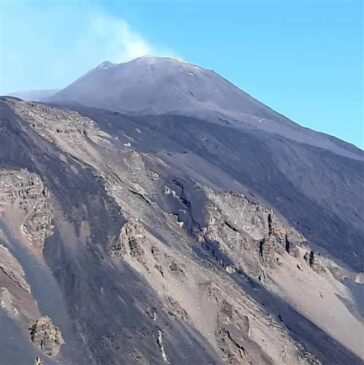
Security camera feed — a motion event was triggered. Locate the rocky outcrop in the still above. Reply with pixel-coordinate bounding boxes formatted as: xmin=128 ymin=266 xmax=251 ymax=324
xmin=259 ymin=235 xmax=276 ymax=267
xmin=34 ymin=357 xmax=44 ymax=365
xmin=112 ymin=217 xmax=188 ymax=284
xmin=0 ymin=169 xmax=54 ymax=249
xmin=304 ymin=251 xmax=323 ymax=273
xmin=8 ymin=99 xmax=110 ymax=148
xmin=22 ymin=199 xmax=54 ymax=248
xmin=111 ymin=218 xmax=146 ymax=259
xmin=200 ymin=189 xmax=313 ymax=277
xmin=29 ymin=316 xmax=64 ymax=357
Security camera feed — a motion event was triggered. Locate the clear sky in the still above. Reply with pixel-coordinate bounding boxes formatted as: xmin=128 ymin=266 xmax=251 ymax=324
xmin=1 ymin=0 xmax=363 ymax=147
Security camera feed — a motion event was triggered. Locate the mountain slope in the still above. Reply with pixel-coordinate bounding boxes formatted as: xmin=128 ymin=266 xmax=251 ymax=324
xmin=0 ymin=97 xmax=363 ymax=365
xmin=50 ymin=57 xmax=271 ymax=116
xmin=0 ymin=57 xmax=363 ymax=365
xmin=50 ymin=56 xmax=363 ymax=161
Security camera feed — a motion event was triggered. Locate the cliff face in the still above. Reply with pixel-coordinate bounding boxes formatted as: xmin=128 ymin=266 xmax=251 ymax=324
xmin=0 ymin=169 xmax=54 ymax=249
xmin=29 ymin=316 xmax=64 ymax=357
xmin=0 ymin=97 xmax=362 ymax=365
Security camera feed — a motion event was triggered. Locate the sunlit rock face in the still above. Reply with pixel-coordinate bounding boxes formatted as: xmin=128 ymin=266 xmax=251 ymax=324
xmin=0 ymin=56 xmax=363 ymax=365
xmin=29 ymin=316 xmax=64 ymax=357
xmin=0 ymin=169 xmax=54 ymax=250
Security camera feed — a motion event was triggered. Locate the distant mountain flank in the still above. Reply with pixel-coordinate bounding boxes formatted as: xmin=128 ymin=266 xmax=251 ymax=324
xmin=7 ymin=89 xmax=59 ymax=102
xmin=49 ymin=56 xmax=363 ymax=161
xmin=50 ymin=56 xmax=271 ymax=116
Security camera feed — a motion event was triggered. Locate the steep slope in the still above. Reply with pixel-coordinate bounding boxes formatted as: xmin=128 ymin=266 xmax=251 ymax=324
xmin=60 ymin=106 xmax=363 ymax=273
xmin=0 ymin=98 xmax=220 ymax=365
xmin=0 ymin=97 xmax=362 ymax=365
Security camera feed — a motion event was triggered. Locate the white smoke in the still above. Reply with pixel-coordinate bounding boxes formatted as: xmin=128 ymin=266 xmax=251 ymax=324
xmin=1 ymin=2 xmax=176 ymax=93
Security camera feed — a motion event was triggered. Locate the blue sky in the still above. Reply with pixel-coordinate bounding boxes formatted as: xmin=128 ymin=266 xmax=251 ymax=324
xmin=1 ymin=0 xmax=363 ymax=147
